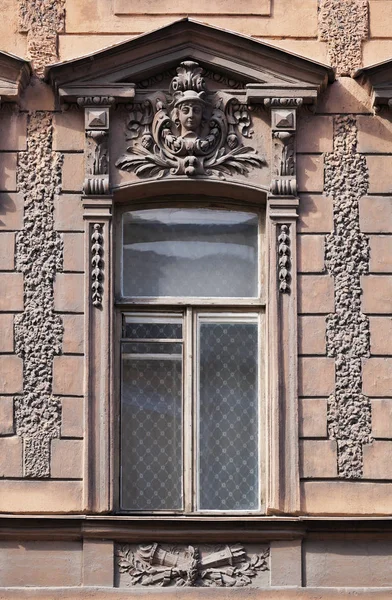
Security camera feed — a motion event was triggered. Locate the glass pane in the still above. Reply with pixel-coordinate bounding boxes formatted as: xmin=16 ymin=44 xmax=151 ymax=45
xmin=121 ymin=340 xmax=183 ymax=510
xmin=122 ymin=208 xmax=258 ymax=297
xmin=198 ymin=320 xmax=259 ymax=511
xmin=124 ymin=316 xmax=182 ymax=339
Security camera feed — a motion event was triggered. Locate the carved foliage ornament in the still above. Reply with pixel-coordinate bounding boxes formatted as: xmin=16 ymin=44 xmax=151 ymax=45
xmin=116 ymin=61 xmax=264 ymax=179
xmin=91 ymin=224 xmax=103 ymax=307
xmin=278 ymin=224 xmax=291 ymax=293
xmin=117 ymin=543 xmax=269 ymax=587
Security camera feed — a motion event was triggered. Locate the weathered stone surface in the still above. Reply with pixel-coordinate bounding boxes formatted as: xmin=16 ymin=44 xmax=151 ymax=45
xmin=298 ymin=357 xmax=335 ymax=397
xmin=363 ymin=441 xmax=392 ymax=479
xmin=54 ymin=194 xmax=84 ymax=232
xmin=370 ymin=317 xmax=392 ymax=355
xmin=53 ymin=111 xmax=85 ymax=152
xmin=357 ymin=114 xmax=392 ymax=154
xmin=14 ymin=113 xmax=64 ymax=478
xmin=0 ymin=111 xmax=27 ymax=151
xmin=297 ymin=234 xmax=325 ymax=273
xmin=325 ymin=115 xmax=371 ymax=480
xmin=0 ymin=437 xmax=23 ymax=477
xmin=360 ymin=196 xmax=392 ymax=233
xmin=270 ymin=540 xmax=301 ymax=587
xmin=300 ymin=440 xmax=337 ymax=478
xmin=0 ymin=273 xmax=23 ymax=311
xmin=298 ymin=195 xmax=333 ymax=234
xmin=318 ymin=0 xmax=368 ymax=76
xmin=297 ymin=116 xmax=333 ymax=153
xmin=0 ymin=153 xmax=17 ymax=191
xmin=19 ymin=0 xmax=65 ymax=77
xmin=0 ymin=396 xmax=14 ymax=435
xmin=54 ymin=273 xmax=84 ymax=312
xmin=299 ymin=398 xmax=328 ymax=438
xmin=83 ymin=540 xmax=114 ymax=587
xmin=362 ymin=275 xmax=392 ymax=314
xmin=0 ymin=192 xmax=24 ymax=231
xmin=297 ymin=155 xmax=324 ymax=193
xmin=61 ymin=397 xmax=84 ymax=438
xmin=363 ymin=358 xmax=392 ymax=397
xmin=0 ymin=355 xmax=23 ymax=394
xmin=301 ymin=480 xmax=392 ymax=515
xmin=371 ymin=399 xmax=392 ymax=439
xmin=0 ymin=313 xmax=14 ymax=353
xmin=51 ymin=439 xmax=83 ymax=479
xmin=369 ymin=236 xmax=392 ymax=273
xmin=62 ymin=314 xmax=84 ymax=354
xmin=367 ymin=156 xmax=392 ymax=194
xmin=0 ymin=480 xmax=82 ymax=512
xmin=62 ymin=154 xmax=84 ymax=192
xmin=298 ymin=316 xmax=326 ymax=355
xmin=298 ymin=275 xmax=334 ymax=314
xmin=0 ymin=231 xmax=15 ymax=270
xmin=63 ymin=232 xmax=85 ymax=272
xmin=316 ymin=78 xmax=372 ymax=114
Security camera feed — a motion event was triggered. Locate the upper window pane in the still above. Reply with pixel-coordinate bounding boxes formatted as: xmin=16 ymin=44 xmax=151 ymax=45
xmin=122 ymin=208 xmax=259 ymax=298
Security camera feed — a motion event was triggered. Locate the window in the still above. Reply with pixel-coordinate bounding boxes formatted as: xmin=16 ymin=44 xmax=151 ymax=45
xmin=117 ymin=206 xmax=265 ymax=513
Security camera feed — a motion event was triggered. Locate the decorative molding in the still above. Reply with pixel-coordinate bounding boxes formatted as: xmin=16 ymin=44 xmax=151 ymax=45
xmin=19 ymin=0 xmax=65 ymax=77
xmin=91 ymin=224 xmax=104 ymax=308
xmin=116 ymin=543 xmax=269 ymax=587
xmin=136 ymin=68 xmax=246 ymax=90
xmin=79 ymin=97 xmax=113 ymax=196
xmin=116 ymin=61 xmax=264 ymax=179
xmin=278 ymin=224 xmax=291 ymax=293
xmin=14 ymin=112 xmax=64 ymax=477
xmin=318 ymin=0 xmax=368 ymax=76
xmin=267 ymin=99 xmax=300 ymax=197
xmin=325 ymin=115 xmax=371 ymax=479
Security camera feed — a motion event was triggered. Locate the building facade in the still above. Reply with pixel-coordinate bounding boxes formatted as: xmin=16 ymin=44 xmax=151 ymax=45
xmin=1 ymin=0 xmax=392 ymax=597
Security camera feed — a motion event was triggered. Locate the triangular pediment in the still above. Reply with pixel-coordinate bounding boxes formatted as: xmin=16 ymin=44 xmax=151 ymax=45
xmin=45 ymin=19 xmax=333 ymax=104
xmin=355 ymin=59 xmax=392 ymax=108
xmin=0 ymin=50 xmax=30 ymax=102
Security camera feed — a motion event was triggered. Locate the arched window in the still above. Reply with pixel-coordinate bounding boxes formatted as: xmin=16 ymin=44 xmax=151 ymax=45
xmin=116 ymin=204 xmax=265 ymax=513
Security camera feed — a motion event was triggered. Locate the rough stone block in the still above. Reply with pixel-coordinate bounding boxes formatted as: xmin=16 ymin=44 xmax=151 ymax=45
xmin=298 ymin=275 xmax=334 ymax=314
xmin=54 ymin=273 xmax=84 ymax=312
xmin=362 ymin=275 xmax=392 ymax=314
xmin=358 ymin=114 xmax=392 ymax=154
xmin=298 ymin=195 xmax=333 ymax=234
xmin=0 ymin=231 xmax=14 ymax=270
xmin=360 ymin=196 xmax=392 ymax=233
xmin=300 ymin=439 xmax=337 ymax=478
xmin=0 ymin=153 xmax=17 ymax=191
xmin=83 ymin=540 xmax=114 ymax=587
xmin=0 ymin=355 xmax=23 ymax=393
xmin=298 ymin=357 xmax=335 ymax=397
xmin=54 ymin=194 xmax=84 ymax=232
xmin=270 ymin=540 xmax=302 ymax=587
xmin=316 ymin=78 xmax=372 ymax=114
xmin=62 ymin=153 xmax=84 ymax=193
xmin=297 ymin=234 xmax=325 ymax=273
xmin=53 ymin=355 xmax=84 ymax=396
xmin=370 ymin=317 xmax=392 ymax=355
xmin=62 ymin=314 xmax=84 ymax=354
xmin=371 ymin=399 xmax=392 ymax=439
xmin=363 ymin=358 xmax=392 ymax=397
xmin=0 ymin=272 xmax=23 ymax=311
xmin=63 ymin=232 xmax=85 ymax=272
xmin=53 ymin=111 xmax=85 ymax=151
xmin=0 ymin=112 xmax=27 ymax=151
xmin=0 ymin=396 xmax=14 ymax=435
xmin=61 ymin=397 xmax=84 ymax=438
xmin=298 ymin=315 xmax=326 ymax=355
xmin=0 ymin=192 xmax=24 ymax=231
xmin=51 ymin=439 xmax=83 ymax=479
xmin=368 ymin=156 xmax=392 ymax=194
xmin=0 ymin=541 xmax=82 ymax=586
xmin=297 ymin=116 xmax=333 ymax=153
xmin=363 ymin=441 xmax=392 ymax=480
xmin=369 ymin=235 xmax=392 ymax=273
xmin=299 ymin=398 xmax=328 ymax=438
xmin=301 ymin=481 xmax=392 ymax=515
xmin=297 ymin=155 xmax=324 ymax=193
xmin=0 ymin=313 xmax=14 ymax=352
xmin=0 ymin=436 xmax=22 ymax=477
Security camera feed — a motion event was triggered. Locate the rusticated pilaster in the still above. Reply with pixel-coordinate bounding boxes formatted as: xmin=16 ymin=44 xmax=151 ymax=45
xmin=325 ymin=115 xmax=371 ymax=479
xmin=19 ymin=0 xmax=65 ymax=77
xmin=319 ymin=0 xmax=368 ymax=76
xmin=14 ymin=112 xmax=64 ymax=477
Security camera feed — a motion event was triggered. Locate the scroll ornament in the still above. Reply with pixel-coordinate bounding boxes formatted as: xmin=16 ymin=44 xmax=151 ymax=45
xmin=117 ymin=543 xmax=269 ymax=587
xmin=116 ymin=61 xmax=264 ymax=179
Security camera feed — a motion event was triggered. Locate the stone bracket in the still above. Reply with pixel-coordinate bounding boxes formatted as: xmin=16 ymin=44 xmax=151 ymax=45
xmin=78 ymin=96 xmax=115 ymax=196
xmin=264 ymin=98 xmax=303 ymax=197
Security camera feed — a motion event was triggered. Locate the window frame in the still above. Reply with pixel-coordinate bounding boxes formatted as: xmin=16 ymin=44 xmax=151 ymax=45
xmin=113 ymin=200 xmax=267 ymax=515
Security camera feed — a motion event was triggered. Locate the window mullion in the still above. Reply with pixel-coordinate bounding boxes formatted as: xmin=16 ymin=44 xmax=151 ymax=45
xmin=183 ymin=307 xmax=194 ymax=513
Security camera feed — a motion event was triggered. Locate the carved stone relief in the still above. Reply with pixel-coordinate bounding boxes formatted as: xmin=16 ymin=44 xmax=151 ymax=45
xmin=278 ymin=224 xmax=291 ymax=293
xmin=14 ymin=112 xmax=64 ymax=477
xmin=116 ymin=61 xmax=264 ymax=179
xmin=116 ymin=543 xmax=270 ymax=588
xmin=318 ymin=0 xmax=368 ymax=76
xmin=325 ymin=115 xmax=372 ymax=479
xmin=78 ymin=97 xmax=115 ymax=195
xmin=19 ymin=0 xmax=65 ymax=77
xmin=91 ymin=224 xmax=104 ymax=307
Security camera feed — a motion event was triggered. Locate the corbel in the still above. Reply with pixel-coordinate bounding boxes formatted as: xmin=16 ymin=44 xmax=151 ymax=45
xmin=77 ymin=96 xmax=116 ymax=196
xmin=264 ymin=98 xmax=303 ymax=197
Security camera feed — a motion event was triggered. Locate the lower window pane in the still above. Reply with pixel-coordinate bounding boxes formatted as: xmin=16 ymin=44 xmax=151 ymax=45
xmin=121 ymin=342 xmax=183 ymax=510
xmin=198 ymin=320 xmax=259 ymax=511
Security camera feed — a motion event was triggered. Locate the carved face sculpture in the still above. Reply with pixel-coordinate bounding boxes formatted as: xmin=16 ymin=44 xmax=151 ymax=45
xmin=177 ymin=100 xmax=203 ymax=136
